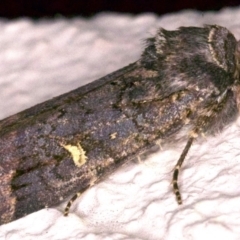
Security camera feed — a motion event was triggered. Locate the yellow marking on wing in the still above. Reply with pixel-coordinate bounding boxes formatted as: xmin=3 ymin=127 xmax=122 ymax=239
xmin=60 ymin=142 xmax=87 ymax=167
xmin=109 ymin=132 xmax=117 ymax=139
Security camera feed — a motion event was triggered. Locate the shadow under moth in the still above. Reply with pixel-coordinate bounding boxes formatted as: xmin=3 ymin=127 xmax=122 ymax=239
xmin=0 ymin=25 xmax=240 ymax=225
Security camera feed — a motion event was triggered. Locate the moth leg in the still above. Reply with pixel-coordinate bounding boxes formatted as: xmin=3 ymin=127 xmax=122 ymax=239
xmin=64 ymin=192 xmax=82 ymax=216
xmin=64 ymin=185 xmax=90 ymax=216
xmin=172 ymin=136 xmax=194 ymax=204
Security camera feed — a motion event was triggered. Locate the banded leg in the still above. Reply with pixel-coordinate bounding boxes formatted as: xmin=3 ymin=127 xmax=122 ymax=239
xmin=172 ymin=136 xmax=194 ymax=204
xmin=64 ymin=186 xmax=89 ymax=216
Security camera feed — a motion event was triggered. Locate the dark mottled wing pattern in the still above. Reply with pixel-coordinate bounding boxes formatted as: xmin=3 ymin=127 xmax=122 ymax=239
xmin=0 ymin=25 xmax=240 ymax=225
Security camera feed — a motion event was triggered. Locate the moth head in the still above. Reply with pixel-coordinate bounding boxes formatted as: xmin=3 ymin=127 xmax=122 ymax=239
xmin=208 ymin=25 xmax=238 ymax=77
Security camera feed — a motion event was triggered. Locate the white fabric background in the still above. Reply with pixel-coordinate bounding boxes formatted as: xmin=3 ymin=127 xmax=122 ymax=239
xmin=1 ymin=7 xmax=240 ymax=240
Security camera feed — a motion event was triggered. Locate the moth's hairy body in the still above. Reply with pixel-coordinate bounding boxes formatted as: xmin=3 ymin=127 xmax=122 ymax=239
xmin=0 ymin=25 xmax=240 ymax=225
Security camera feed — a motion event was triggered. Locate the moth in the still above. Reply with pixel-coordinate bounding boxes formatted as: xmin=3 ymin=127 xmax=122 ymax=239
xmin=0 ymin=25 xmax=240 ymax=225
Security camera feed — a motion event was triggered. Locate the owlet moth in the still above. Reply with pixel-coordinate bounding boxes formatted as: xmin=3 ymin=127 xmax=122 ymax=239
xmin=0 ymin=25 xmax=240 ymax=225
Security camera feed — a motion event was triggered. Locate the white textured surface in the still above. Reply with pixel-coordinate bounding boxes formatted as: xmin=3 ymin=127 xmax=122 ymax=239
xmin=1 ymin=7 xmax=240 ymax=240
